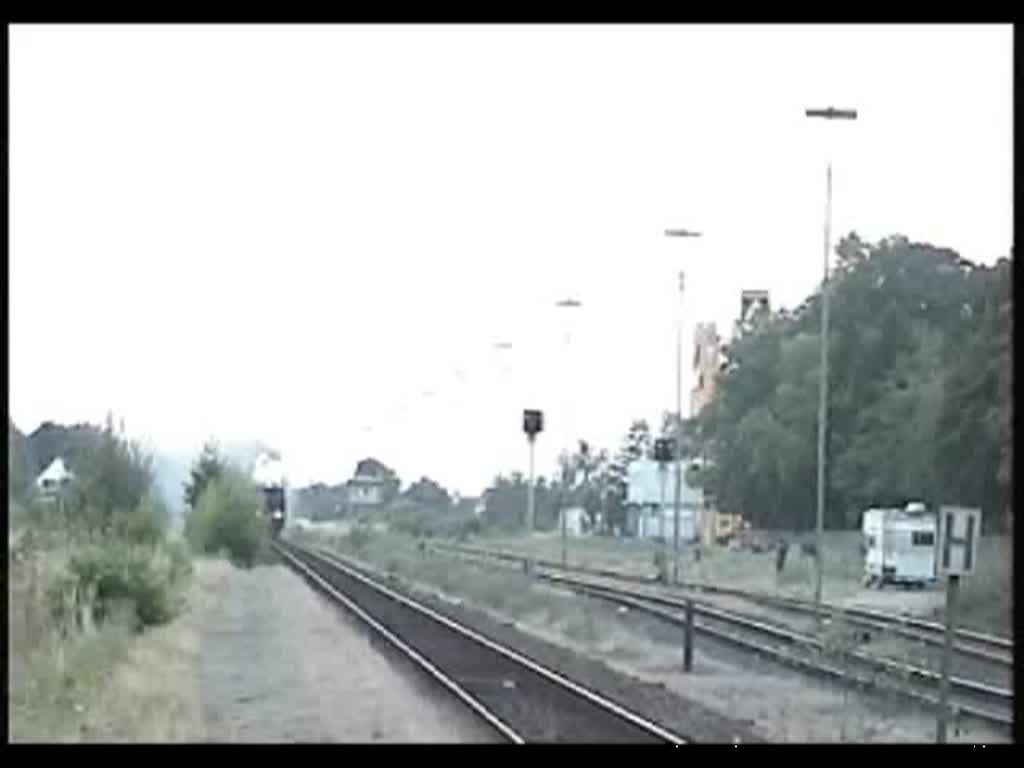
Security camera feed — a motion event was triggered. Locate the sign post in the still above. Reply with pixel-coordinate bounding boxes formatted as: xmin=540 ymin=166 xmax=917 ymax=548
xmin=935 ymin=505 xmax=981 ymax=743
xmin=936 ymin=574 xmax=958 ymax=743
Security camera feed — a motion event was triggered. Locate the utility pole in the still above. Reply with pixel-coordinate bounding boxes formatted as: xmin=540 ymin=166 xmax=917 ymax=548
xmin=527 ymin=435 xmax=536 ymax=535
xmin=555 ymin=298 xmax=582 ymax=567
xmin=664 ymin=228 xmax=700 ymax=585
xmin=673 ymin=270 xmax=684 ymax=584
xmin=805 ymin=106 xmax=857 ymax=623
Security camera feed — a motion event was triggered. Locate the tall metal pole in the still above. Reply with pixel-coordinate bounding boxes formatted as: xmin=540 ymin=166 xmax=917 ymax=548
xmin=562 ymin=326 xmax=572 ymax=568
xmin=805 ymin=106 xmax=857 ymax=623
xmin=659 ymin=461 xmax=668 ymax=575
xmin=527 ymin=434 xmax=536 ymax=534
xmin=555 ymin=298 xmax=581 ymax=561
xmin=663 ymin=230 xmax=700 ymax=583
xmin=673 ymin=270 xmax=685 ymax=585
xmin=814 ymin=162 xmax=832 ymax=621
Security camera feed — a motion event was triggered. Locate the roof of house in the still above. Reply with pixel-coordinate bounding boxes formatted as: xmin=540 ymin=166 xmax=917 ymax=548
xmin=36 ymin=457 xmax=73 ymax=486
xmin=349 ymin=474 xmax=384 ymax=486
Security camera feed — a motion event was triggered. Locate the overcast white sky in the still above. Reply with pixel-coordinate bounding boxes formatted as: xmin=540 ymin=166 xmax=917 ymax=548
xmin=10 ymin=24 xmax=1013 ymax=494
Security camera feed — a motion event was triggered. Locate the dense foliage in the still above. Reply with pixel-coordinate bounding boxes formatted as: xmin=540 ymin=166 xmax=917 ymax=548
xmin=185 ymin=467 xmax=269 ymax=566
xmin=10 ymin=415 xmax=186 ymax=633
xmin=698 ymin=234 xmax=1012 ymax=532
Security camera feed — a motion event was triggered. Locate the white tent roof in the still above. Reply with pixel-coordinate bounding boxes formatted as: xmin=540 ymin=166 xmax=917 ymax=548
xmin=36 ymin=457 xmax=73 ymax=486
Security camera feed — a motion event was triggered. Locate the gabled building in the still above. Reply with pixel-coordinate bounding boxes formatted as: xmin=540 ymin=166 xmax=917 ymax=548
xmin=345 ymin=458 xmax=396 ymax=510
xmin=36 ymin=457 xmax=74 ymax=499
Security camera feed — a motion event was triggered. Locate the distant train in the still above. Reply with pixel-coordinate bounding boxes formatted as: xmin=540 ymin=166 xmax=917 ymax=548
xmin=262 ymin=483 xmax=286 ymax=537
xmin=252 ymin=453 xmax=287 ymax=538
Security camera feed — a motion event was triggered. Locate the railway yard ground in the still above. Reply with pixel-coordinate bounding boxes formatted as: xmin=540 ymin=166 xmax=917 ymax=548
xmin=199 ymin=555 xmax=494 ymax=742
xmin=10 ymin=554 xmax=494 ymax=743
xmin=11 ymin=523 xmax=1012 ymax=743
xmin=473 ymin=530 xmax=1013 ymax=636
xmin=287 ymin=524 xmax=1013 ymax=743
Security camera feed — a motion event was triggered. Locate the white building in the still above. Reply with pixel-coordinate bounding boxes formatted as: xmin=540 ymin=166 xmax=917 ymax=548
xmin=347 ymin=474 xmax=384 ymax=506
xmin=35 ymin=457 xmax=74 ymax=498
xmin=625 ymin=458 xmax=703 ymax=541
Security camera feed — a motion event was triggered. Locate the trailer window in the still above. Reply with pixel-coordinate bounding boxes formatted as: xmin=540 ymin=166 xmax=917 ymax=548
xmin=912 ymin=531 xmax=934 ymax=546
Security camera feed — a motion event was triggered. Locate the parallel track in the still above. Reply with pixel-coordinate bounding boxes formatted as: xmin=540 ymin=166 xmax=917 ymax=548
xmin=431 ymin=541 xmax=1014 ymax=731
xmin=433 ymin=541 xmax=1013 ymax=660
xmin=273 ymin=539 xmax=689 ymax=744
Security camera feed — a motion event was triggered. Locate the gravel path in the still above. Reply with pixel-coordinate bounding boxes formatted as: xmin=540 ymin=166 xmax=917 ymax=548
xmin=199 ymin=563 xmax=495 ymax=742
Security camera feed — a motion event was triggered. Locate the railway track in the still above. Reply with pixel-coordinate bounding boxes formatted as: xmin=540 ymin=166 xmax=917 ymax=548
xmin=272 ymin=539 xmax=689 ymax=744
xmin=433 ymin=541 xmax=1013 ymax=662
xmin=430 ymin=541 xmax=1014 ymax=731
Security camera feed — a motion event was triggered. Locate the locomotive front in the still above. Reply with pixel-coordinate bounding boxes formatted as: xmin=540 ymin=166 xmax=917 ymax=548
xmin=252 ymin=453 xmax=287 ymax=537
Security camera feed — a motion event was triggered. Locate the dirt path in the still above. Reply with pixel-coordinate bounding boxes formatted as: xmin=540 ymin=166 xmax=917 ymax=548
xmin=198 ymin=560 xmax=495 ymax=743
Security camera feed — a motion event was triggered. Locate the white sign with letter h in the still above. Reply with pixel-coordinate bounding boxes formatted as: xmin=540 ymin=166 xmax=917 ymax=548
xmin=937 ymin=506 xmax=981 ymax=577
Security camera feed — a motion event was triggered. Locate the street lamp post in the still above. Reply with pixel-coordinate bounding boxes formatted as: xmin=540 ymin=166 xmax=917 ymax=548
xmin=664 ymin=229 xmax=701 ymax=585
xmin=555 ymin=298 xmax=583 ymax=567
xmin=805 ymin=106 xmax=857 ymax=623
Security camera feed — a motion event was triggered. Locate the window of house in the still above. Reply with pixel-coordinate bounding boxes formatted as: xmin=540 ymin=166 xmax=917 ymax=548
xmin=912 ymin=531 xmax=935 ymax=547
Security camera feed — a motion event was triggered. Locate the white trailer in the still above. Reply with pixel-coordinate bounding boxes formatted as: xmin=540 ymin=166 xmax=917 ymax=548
xmin=862 ymin=504 xmax=938 ymax=588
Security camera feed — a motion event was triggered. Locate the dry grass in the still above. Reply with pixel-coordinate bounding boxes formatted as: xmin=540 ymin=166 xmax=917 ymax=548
xmin=317 ymin=527 xmax=621 ymax=647
xmin=476 ymin=530 xmax=865 ymax=597
xmin=8 ymin=530 xmax=224 ymax=743
xmin=68 ymin=557 xmax=231 ymax=742
xmin=458 ymin=529 xmax=1013 ymax=637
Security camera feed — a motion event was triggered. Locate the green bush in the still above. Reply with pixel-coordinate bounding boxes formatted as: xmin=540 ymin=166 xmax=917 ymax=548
xmin=186 ymin=468 xmax=268 ymax=567
xmin=49 ymin=540 xmax=186 ymax=632
xmin=107 ymin=493 xmax=168 ymax=547
xmin=165 ymin=537 xmax=193 ymax=585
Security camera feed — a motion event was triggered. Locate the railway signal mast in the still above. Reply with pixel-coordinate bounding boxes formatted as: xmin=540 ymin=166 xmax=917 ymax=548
xmin=522 ymin=408 xmax=544 ymax=576
xmin=653 ymin=437 xmax=675 ymax=581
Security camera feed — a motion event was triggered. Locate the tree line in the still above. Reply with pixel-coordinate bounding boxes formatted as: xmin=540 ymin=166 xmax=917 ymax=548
xmin=695 ymin=233 xmax=1012 ymax=533
xmin=476 ymin=234 xmax=1011 ymax=537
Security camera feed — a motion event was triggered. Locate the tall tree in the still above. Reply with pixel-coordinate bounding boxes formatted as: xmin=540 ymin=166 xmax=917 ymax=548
xmin=701 ymin=233 xmax=1012 ymax=532
xmin=184 ymin=439 xmax=226 ymax=511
